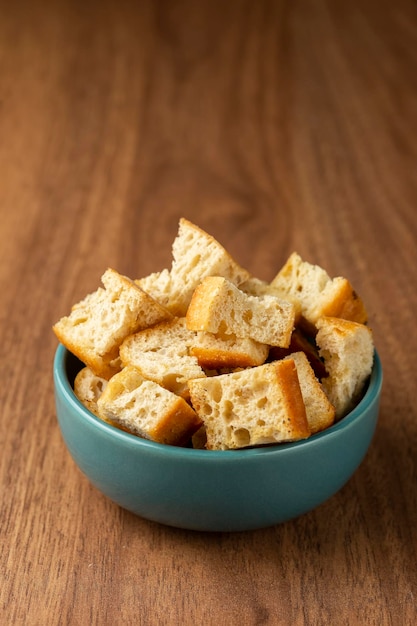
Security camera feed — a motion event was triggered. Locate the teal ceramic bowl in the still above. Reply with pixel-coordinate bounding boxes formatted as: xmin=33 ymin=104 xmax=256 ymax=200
xmin=53 ymin=344 xmax=383 ymax=532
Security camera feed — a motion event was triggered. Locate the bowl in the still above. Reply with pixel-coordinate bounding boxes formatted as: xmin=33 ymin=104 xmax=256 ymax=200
xmin=53 ymin=344 xmax=383 ymax=532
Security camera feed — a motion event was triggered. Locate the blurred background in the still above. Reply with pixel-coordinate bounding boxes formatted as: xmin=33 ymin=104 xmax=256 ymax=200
xmin=1 ymin=1 xmax=416 ymax=623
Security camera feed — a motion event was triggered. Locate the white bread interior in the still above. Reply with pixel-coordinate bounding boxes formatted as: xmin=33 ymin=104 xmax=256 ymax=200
xmin=316 ymin=316 xmax=374 ymax=419
xmin=188 ymin=359 xmax=310 ymax=450
xmin=97 ymin=365 xmax=202 ymax=446
xmin=53 ymin=268 xmax=172 ymax=379
xmin=283 ymin=351 xmax=335 ymax=433
xmin=54 ymin=218 xmax=375 ymax=449
xmin=120 ymin=317 xmax=205 ymax=397
xmin=186 ymin=276 xmax=295 ymax=348
xmin=270 ymin=252 xmax=368 ymax=332
xmin=74 ymin=366 xmax=108 ymax=417
xmin=136 ymin=218 xmax=251 ymax=316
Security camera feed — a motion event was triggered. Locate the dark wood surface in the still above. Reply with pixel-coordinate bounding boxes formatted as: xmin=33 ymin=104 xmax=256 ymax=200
xmin=1 ymin=1 xmax=416 ymax=624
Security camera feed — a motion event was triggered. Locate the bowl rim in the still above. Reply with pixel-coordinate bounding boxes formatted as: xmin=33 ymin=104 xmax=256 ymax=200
xmin=53 ymin=343 xmax=383 ymax=461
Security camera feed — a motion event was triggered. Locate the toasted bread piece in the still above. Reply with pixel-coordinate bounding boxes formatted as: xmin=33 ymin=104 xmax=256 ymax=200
xmin=186 ymin=276 xmax=295 ymax=348
xmin=316 ymin=316 xmax=374 ymax=419
xmin=270 ymin=252 xmax=368 ymax=332
xmin=169 ymin=218 xmax=251 ymax=315
xmin=135 ymin=268 xmax=172 ymax=310
xmin=240 ymin=276 xmax=303 ymax=322
xmin=120 ymin=316 xmax=268 ymax=393
xmin=120 ymin=318 xmax=205 ymax=397
xmin=97 ymin=366 xmax=203 ymax=446
xmin=120 ymin=317 xmax=196 ymax=359
xmin=122 ymin=352 xmax=205 ymax=399
xmin=74 ymin=367 xmax=108 ymax=417
xmin=136 ymin=218 xmax=251 ymax=316
xmin=283 ymin=352 xmax=335 ymax=433
xmin=74 ymin=367 xmax=132 ymax=432
xmin=191 ymin=425 xmax=208 ymax=449
xmin=188 ymin=359 xmax=310 ymax=450
xmin=53 ymin=269 xmax=173 ymax=379
xmin=190 ymin=332 xmax=269 ymax=370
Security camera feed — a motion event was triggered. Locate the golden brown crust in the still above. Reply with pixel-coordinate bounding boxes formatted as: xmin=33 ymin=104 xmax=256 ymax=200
xmin=53 ymin=268 xmax=173 ymax=379
xmin=185 ymin=279 xmax=218 ymax=330
xmin=54 ymin=221 xmax=372 ymax=449
xmin=73 ymin=367 xmax=132 ymax=432
xmin=190 ymin=346 xmax=266 ymax=370
xmin=188 ymin=360 xmax=311 ymax=449
xmin=318 ymin=315 xmax=369 ymax=337
xmin=148 ymin=397 xmax=203 ymax=446
xmin=186 ymin=276 xmax=295 ymax=347
xmin=320 ymin=279 xmax=368 ymax=325
xmin=178 ymin=218 xmax=251 ymax=285
xmin=97 ymin=366 xmax=203 ymax=446
xmin=284 ymin=352 xmax=335 ymax=434
xmin=273 ymin=359 xmax=311 ymax=440
xmin=191 ymin=425 xmax=207 ymax=449
xmin=270 ymin=253 xmax=368 ymax=332
xmin=52 ymin=327 xmax=122 ymax=380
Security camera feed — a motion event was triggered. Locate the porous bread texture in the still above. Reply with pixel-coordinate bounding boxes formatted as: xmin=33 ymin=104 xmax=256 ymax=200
xmin=74 ymin=367 xmax=132 ymax=432
xmin=135 ymin=218 xmax=251 ymax=316
xmin=270 ymin=252 xmax=368 ymax=332
xmin=186 ymin=276 xmax=295 ymax=348
xmin=170 ymin=218 xmax=251 ymax=315
xmin=120 ymin=317 xmax=269 ymax=393
xmin=283 ymin=352 xmax=335 ymax=434
xmin=53 ymin=268 xmax=173 ymax=379
xmin=188 ymin=359 xmax=310 ymax=450
xmin=53 ymin=218 xmax=375 ymax=449
xmin=240 ymin=276 xmax=303 ymax=322
xmin=123 ymin=353 xmax=204 ymax=399
xmin=121 ymin=317 xmax=197 ymax=359
xmin=97 ymin=366 xmax=202 ymax=446
xmin=316 ymin=316 xmax=374 ymax=419
xmin=120 ymin=318 xmax=205 ymax=397
xmin=74 ymin=367 xmax=108 ymax=417
xmin=135 ymin=269 xmax=172 ymax=310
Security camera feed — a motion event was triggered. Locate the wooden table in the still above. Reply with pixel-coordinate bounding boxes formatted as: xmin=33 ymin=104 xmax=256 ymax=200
xmin=1 ymin=1 xmax=416 ymax=624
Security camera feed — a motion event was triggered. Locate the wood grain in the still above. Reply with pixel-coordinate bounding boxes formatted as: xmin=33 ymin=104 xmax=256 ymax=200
xmin=1 ymin=0 xmax=416 ymax=624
